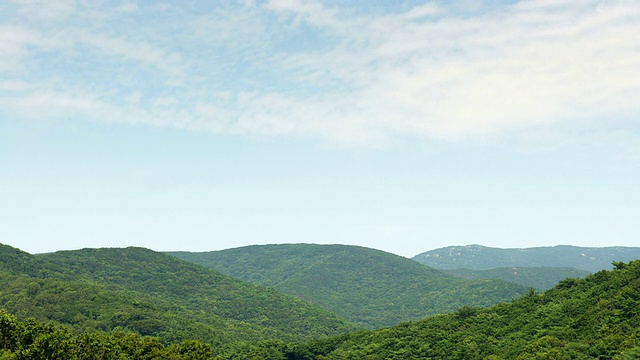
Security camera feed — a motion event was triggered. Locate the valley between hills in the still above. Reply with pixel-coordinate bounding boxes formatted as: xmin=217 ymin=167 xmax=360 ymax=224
xmin=1 ymin=242 xmax=639 ymax=359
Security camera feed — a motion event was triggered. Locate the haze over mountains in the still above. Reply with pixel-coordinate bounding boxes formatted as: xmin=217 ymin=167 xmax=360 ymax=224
xmin=413 ymin=244 xmax=640 ymax=272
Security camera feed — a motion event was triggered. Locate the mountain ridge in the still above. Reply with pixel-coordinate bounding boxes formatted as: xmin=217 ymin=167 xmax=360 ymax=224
xmin=412 ymin=244 xmax=640 ymax=272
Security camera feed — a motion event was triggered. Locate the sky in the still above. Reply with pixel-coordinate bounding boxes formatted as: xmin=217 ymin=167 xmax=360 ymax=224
xmin=1 ymin=0 xmax=639 ymax=258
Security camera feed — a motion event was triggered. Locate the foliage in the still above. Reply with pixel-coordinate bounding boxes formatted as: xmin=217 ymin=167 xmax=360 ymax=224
xmin=0 ymin=309 xmax=216 ymax=359
xmin=445 ymin=266 xmax=591 ymax=290
xmin=169 ymin=244 xmax=529 ymax=329
xmin=413 ymin=244 xmax=640 ymax=272
xmin=257 ymin=259 xmax=640 ymax=359
xmin=2 ymin=241 xmax=640 ymax=359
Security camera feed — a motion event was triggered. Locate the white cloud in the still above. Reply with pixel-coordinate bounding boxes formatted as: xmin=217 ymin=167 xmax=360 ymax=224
xmin=0 ymin=26 xmax=40 ymax=73
xmin=11 ymin=0 xmax=78 ymax=23
xmin=404 ymin=3 xmax=442 ymax=19
xmin=2 ymin=0 xmax=639 ymax=145
xmin=74 ymin=31 xmax=187 ymax=78
xmin=114 ymin=2 xmax=138 ymax=13
xmin=264 ymin=0 xmax=640 ymax=140
xmin=264 ymin=0 xmax=340 ymax=27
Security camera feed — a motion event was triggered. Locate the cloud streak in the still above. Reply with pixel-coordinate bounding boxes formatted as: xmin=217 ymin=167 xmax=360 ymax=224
xmin=1 ymin=0 xmax=639 ymax=144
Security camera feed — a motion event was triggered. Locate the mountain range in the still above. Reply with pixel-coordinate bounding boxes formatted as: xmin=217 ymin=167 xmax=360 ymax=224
xmin=2 ymin=242 xmax=638 ymax=358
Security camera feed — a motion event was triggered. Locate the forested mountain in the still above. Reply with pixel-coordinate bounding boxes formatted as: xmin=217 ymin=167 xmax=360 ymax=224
xmin=0 ymin=243 xmax=358 ymax=352
xmin=5 ymin=259 xmax=638 ymax=359
xmin=3 ymin=243 xmax=639 ymax=359
xmin=413 ymin=244 xmax=640 ymax=272
xmin=168 ymin=244 xmax=529 ymax=329
xmin=237 ymin=260 xmax=640 ymax=359
xmin=445 ymin=266 xmax=591 ymax=290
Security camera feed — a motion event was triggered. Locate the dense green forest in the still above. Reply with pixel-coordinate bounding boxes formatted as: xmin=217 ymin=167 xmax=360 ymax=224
xmin=413 ymin=244 xmax=640 ymax=272
xmin=231 ymin=259 xmax=640 ymax=359
xmin=445 ymin=266 xmax=591 ymax=290
xmin=0 ymin=309 xmax=214 ymax=359
xmin=169 ymin=244 xmax=529 ymax=329
xmin=0 ymin=244 xmax=358 ymax=353
xmin=2 ymin=259 xmax=639 ymax=359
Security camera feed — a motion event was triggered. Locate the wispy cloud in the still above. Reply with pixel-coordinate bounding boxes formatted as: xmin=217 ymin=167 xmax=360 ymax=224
xmin=2 ymin=0 xmax=639 ymax=145
xmin=0 ymin=26 xmax=40 ymax=73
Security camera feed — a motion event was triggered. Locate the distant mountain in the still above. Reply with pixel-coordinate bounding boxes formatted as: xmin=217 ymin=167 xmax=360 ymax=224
xmin=444 ymin=266 xmax=591 ymax=290
xmin=168 ymin=244 xmax=529 ymax=329
xmin=240 ymin=259 xmax=640 ymax=359
xmin=0 ymin=243 xmax=357 ymax=350
xmin=412 ymin=244 xmax=640 ymax=272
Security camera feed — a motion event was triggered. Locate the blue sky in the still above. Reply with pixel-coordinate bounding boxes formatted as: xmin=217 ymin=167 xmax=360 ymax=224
xmin=1 ymin=0 xmax=639 ymax=257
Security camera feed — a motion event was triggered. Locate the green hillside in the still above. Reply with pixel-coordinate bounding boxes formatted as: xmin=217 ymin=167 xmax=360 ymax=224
xmin=240 ymin=259 xmax=640 ymax=359
xmin=413 ymin=244 xmax=640 ymax=271
xmin=0 ymin=244 xmax=358 ymax=351
xmin=168 ymin=244 xmax=529 ymax=329
xmin=3 ymin=245 xmax=639 ymax=359
xmin=445 ymin=266 xmax=591 ymax=290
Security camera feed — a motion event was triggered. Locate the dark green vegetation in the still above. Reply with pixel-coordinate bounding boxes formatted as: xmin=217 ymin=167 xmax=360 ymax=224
xmin=445 ymin=266 xmax=591 ymax=290
xmin=233 ymin=260 xmax=640 ymax=359
xmin=169 ymin=244 xmax=529 ymax=329
xmin=0 ymin=243 xmax=358 ymax=354
xmin=413 ymin=244 xmax=640 ymax=272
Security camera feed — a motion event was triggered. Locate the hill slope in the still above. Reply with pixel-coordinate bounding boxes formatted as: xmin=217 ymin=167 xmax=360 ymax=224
xmin=243 ymin=259 xmax=640 ymax=359
xmin=169 ymin=244 xmax=529 ymax=329
xmin=413 ymin=244 xmax=640 ymax=272
xmin=0 ymin=244 xmax=358 ymax=350
xmin=445 ymin=266 xmax=591 ymax=290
